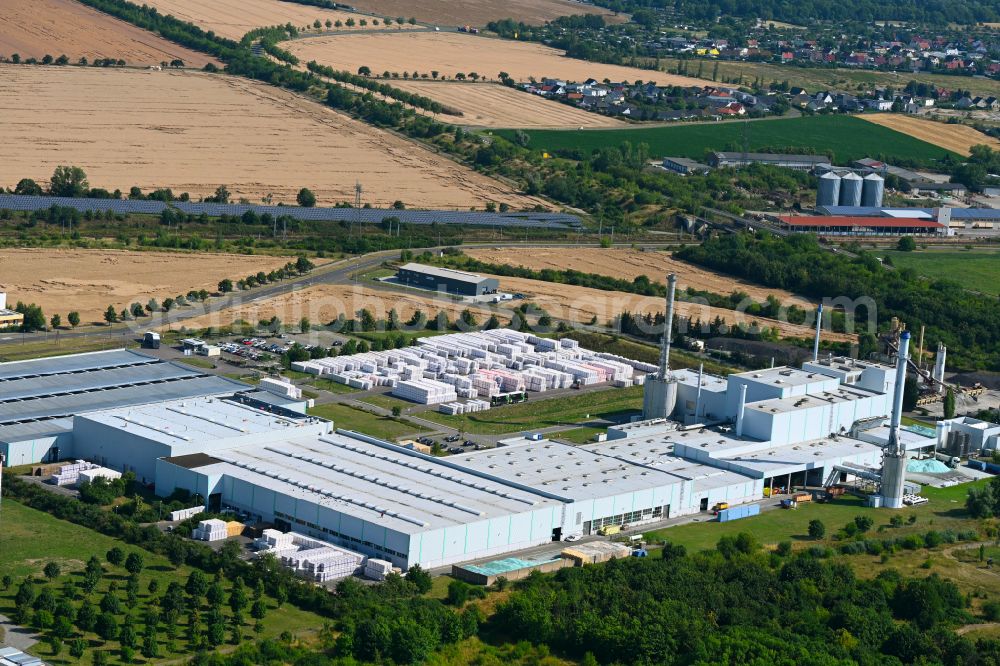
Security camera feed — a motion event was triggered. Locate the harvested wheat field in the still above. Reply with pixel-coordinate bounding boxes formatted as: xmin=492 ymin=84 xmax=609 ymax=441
xmin=860 ymin=115 xmax=1000 ymax=156
xmin=144 ymin=0 xmax=417 ymax=41
xmin=343 ymin=0 xmax=619 ymax=27
xmin=483 ymin=275 xmax=852 ymax=341
xmin=0 ymin=249 xmax=293 ymax=323
xmin=464 ymin=248 xmax=813 ymax=307
xmin=181 ymin=284 xmax=494 ymax=331
xmin=389 ymin=81 xmax=623 ymax=127
xmin=285 ymin=32 xmax=713 ymax=85
xmin=0 ymin=0 xmax=216 ymax=66
xmin=0 ymin=65 xmax=543 ymax=209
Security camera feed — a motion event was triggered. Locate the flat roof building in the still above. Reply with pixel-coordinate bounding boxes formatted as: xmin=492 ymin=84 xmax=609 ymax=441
xmin=777 ymin=215 xmax=945 ymax=235
xmin=708 ymin=152 xmax=831 ymax=170
xmin=662 ymin=156 xmax=711 ymax=175
xmin=396 ymin=263 xmax=499 ymax=297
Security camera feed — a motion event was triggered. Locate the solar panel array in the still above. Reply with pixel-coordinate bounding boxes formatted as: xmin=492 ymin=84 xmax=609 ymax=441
xmin=0 ymin=195 xmax=166 ymax=215
xmin=0 ymin=194 xmax=581 ymax=229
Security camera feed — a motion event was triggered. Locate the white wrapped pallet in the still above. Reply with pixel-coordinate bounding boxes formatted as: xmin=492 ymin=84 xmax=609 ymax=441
xmin=169 ymin=505 xmax=206 ymax=522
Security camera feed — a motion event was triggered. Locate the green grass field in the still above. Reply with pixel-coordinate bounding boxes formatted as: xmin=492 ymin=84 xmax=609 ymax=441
xmin=645 ymin=481 xmax=982 ymax=554
xmin=308 ymin=402 xmax=427 ymax=439
xmin=885 ymin=249 xmax=1000 ymax=296
xmin=0 ymin=500 xmax=324 ymax=664
xmin=496 ymin=115 xmax=958 ymax=166
xmin=420 ymin=385 xmax=644 ymax=435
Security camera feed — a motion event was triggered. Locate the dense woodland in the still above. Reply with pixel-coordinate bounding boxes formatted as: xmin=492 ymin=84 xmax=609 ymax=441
xmin=677 ymin=233 xmax=1000 ymax=372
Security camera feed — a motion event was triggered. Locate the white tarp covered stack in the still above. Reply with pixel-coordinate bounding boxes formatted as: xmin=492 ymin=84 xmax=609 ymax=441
xmin=257 ymin=531 xmax=366 ymax=582
xmin=169 ymin=506 xmax=206 ymax=522
xmin=193 ymin=519 xmax=229 ymax=541
xmin=439 ymin=399 xmax=492 ymax=415
xmin=290 ymin=328 xmax=642 ymax=404
xmin=365 ymin=558 xmax=394 ymax=581
xmin=78 ymin=467 xmax=123 ymax=484
xmin=260 ymin=377 xmax=302 ymax=400
xmin=393 ymin=378 xmax=458 ymax=405
xmin=50 ymin=460 xmax=96 ymax=486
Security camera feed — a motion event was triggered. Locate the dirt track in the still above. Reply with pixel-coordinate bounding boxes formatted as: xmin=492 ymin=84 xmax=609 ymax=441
xmin=0 ymin=249 xmax=293 ymax=324
xmin=0 ymin=0 xmax=216 ymax=66
xmin=860 ymin=115 xmax=1000 ymax=156
xmin=144 ymin=0 xmax=419 ymax=40
xmin=0 ymin=65 xmax=544 ymax=209
xmin=285 ymin=31 xmax=714 ymax=85
xmin=464 ymin=248 xmax=814 ymax=307
xmin=341 ymin=0 xmax=620 ymax=27
xmin=388 ymin=81 xmax=623 ymax=127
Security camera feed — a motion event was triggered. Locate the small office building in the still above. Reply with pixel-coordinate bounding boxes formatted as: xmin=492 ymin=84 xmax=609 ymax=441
xmin=396 ymin=263 xmax=499 ymax=297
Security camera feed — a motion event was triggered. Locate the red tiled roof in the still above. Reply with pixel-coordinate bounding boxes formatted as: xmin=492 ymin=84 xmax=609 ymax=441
xmin=779 ymin=216 xmax=943 ymax=229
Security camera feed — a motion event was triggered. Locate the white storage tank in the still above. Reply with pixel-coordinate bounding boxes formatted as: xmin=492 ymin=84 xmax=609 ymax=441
xmin=838 ymin=172 xmax=863 ymax=207
xmin=816 ymin=172 xmax=841 ymax=207
xmin=862 ymin=173 xmax=885 ymax=207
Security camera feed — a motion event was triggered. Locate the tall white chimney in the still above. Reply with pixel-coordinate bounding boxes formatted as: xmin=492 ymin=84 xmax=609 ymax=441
xmin=735 ymin=384 xmax=748 ymax=437
xmin=812 ymin=303 xmax=824 ymax=362
xmin=934 ymin=343 xmax=947 ymax=394
xmin=880 ymin=331 xmax=911 ymax=509
xmin=659 ymin=274 xmax=677 ymax=380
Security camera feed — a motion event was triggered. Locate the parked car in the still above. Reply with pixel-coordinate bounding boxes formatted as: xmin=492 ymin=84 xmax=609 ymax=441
xmin=563 ymin=533 xmax=582 ymax=542
xmin=448 ymin=447 xmax=464 ymax=454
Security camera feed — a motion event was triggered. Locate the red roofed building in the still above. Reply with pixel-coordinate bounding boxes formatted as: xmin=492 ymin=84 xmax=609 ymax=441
xmin=777 ymin=216 xmax=945 ymax=236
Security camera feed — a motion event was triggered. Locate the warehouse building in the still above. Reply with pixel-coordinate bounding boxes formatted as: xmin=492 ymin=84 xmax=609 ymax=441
xmin=662 ymin=157 xmax=711 ymax=175
xmin=707 ymin=152 xmax=831 ymax=170
xmin=776 ymin=215 xmax=946 ymax=235
xmin=396 ymin=263 xmax=499 ymax=297
xmin=0 ymin=349 xmax=291 ymax=468
xmin=0 ymin=293 xmax=24 ymax=330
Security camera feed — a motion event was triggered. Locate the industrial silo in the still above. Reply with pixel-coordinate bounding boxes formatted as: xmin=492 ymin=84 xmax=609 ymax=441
xmin=839 ymin=172 xmax=863 ymax=207
xmin=816 ymin=172 xmax=841 ymax=207
xmin=862 ymin=173 xmax=885 ymax=207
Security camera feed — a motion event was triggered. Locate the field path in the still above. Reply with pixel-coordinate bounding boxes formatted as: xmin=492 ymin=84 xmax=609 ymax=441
xmin=860 ymin=115 xmax=1000 ymax=156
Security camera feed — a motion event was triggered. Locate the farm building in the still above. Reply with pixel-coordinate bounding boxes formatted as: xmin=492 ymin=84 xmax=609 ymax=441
xmin=0 ymin=293 xmax=24 ymax=330
xmin=707 ymin=151 xmax=831 ymax=170
xmin=662 ymin=156 xmax=711 ymax=175
xmin=776 ymin=215 xmax=946 ymax=235
xmin=395 ymin=263 xmax=499 ymax=297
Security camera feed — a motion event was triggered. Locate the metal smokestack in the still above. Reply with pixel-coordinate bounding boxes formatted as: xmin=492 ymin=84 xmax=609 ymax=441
xmin=812 ymin=303 xmax=823 ymax=362
xmin=659 ymin=274 xmax=677 ymax=380
xmin=693 ymin=362 xmax=704 ymax=422
xmin=880 ymin=331 xmax=911 ymax=508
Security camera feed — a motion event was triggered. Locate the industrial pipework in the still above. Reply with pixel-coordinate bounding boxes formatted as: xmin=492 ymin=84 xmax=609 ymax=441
xmin=880 ymin=330 xmax=911 ymax=509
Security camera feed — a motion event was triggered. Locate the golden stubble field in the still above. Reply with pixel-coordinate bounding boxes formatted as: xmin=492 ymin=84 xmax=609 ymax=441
xmin=388 ymin=81 xmax=624 ymax=127
xmin=0 ymin=0 xmax=216 ymax=66
xmin=143 ymin=0 xmax=419 ymax=41
xmin=0 ymin=65 xmax=545 ymax=209
xmin=285 ymin=31 xmax=714 ymax=85
xmin=464 ymin=248 xmax=814 ymax=307
xmin=0 ymin=249 xmax=294 ymax=323
xmin=860 ymin=114 xmax=1000 ymax=156
xmin=341 ymin=0 xmax=621 ymax=27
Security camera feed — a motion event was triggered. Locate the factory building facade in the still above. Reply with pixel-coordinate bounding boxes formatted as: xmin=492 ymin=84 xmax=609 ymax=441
xmin=396 ymin=263 xmax=499 ymax=297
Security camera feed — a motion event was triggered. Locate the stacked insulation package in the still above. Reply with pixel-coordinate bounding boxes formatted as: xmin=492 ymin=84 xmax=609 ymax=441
xmin=365 ymin=559 xmax=394 ymax=581
xmin=193 ymin=519 xmax=229 ymax=541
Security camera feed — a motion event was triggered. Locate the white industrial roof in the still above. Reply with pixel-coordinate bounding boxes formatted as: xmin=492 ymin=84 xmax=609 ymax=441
xmin=454 ymin=440 xmax=685 ymax=500
xmin=398 ymin=262 xmax=493 ymax=285
xmin=731 ymin=366 xmax=835 ymax=389
xmin=744 ymin=385 xmax=883 ymax=416
xmin=197 ymin=433 xmax=560 ymax=533
xmin=715 ymin=435 xmax=882 ymax=477
xmin=78 ymin=395 xmax=322 ymax=445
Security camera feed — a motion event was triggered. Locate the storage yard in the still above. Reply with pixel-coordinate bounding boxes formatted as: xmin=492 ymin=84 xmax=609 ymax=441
xmin=340 ymin=0 xmax=620 ymax=26
xmin=387 ymin=81 xmax=626 ymax=128
xmin=462 ymin=247 xmax=814 ymax=307
xmin=142 ymin=0 xmax=419 ymax=40
xmin=859 ymin=114 xmax=1000 ymax=156
xmin=0 ymin=0 xmax=218 ymax=66
xmin=0 ymin=65 xmax=545 ymax=209
xmin=0 ymin=248 xmax=293 ymax=323
xmin=291 ymin=329 xmax=651 ymax=406
xmin=283 ymin=31 xmax=714 ymax=85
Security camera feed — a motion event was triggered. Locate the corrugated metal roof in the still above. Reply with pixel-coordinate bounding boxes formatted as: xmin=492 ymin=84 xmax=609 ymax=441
xmin=779 ymin=216 xmax=942 ymax=229
xmin=0 ymin=349 xmax=157 ymax=381
xmin=398 ymin=263 xmax=493 ymax=285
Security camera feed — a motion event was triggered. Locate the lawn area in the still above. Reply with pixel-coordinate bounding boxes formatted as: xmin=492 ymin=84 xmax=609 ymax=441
xmin=551 ymin=426 xmax=606 ymax=444
xmin=559 ymin=330 xmax=733 ymax=375
xmin=0 ymin=500 xmax=324 ymax=664
xmin=496 ymin=115 xmax=958 ymax=167
xmin=646 ymin=480 xmax=986 ymax=555
xmin=309 ymin=402 xmax=427 ymax=440
xmin=884 ymin=249 xmax=1000 ymax=296
xmin=176 ymin=357 xmax=217 ymax=370
xmin=359 ymin=394 xmax=406 ymax=411
xmin=308 ymin=378 xmax=360 ymax=395
xmin=420 ymin=385 xmax=644 ymax=435
xmin=0 ymin=334 xmax=140 ymax=363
